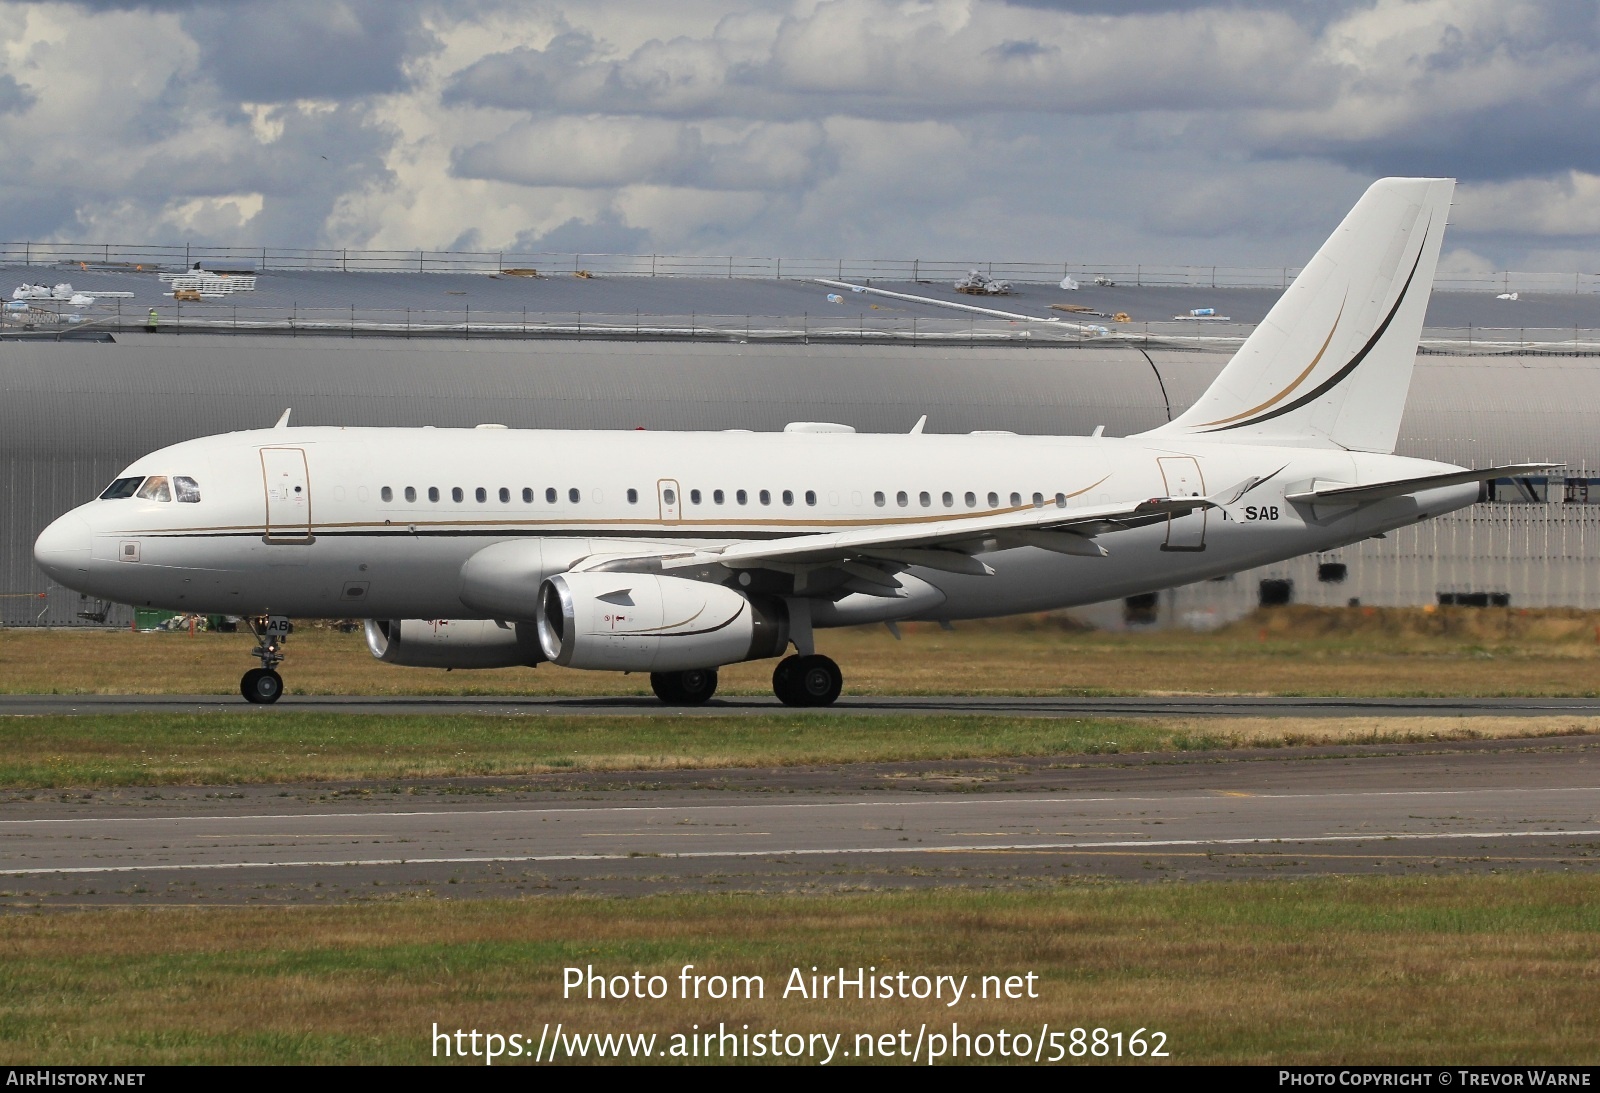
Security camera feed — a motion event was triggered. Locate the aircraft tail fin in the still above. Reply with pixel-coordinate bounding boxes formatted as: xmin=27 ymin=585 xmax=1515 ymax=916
xmin=1141 ymin=177 xmax=1454 ymax=453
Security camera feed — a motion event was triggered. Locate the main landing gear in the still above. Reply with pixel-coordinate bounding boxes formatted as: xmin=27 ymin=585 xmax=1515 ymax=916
xmin=649 ymin=668 xmax=720 ymax=706
xmin=241 ymin=615 xmax=291 ymax=704
xmin=772 ymin=654 xmax=843 ymax=707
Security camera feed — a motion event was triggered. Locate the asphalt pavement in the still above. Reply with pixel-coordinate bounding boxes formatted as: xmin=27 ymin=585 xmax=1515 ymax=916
xmin=3 ymin=735 xmax=1595 ymax=906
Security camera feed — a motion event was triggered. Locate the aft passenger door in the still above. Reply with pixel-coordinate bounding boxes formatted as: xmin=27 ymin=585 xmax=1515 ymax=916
xmin=1157 ymin=456 xmax=1206 ymax=552
xmin=261 ymin=447 xmax=313 ymax=543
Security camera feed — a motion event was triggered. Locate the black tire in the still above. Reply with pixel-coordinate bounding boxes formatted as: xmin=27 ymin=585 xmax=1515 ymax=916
xmin=649 ymin=671 xmax=684 ymax=703
xmin=241 ymin=668 xmax=283 ymax=704
xmin=675 ymin=668 xmax=718 ymax=705
xmin=792 ymin=654 xmax=843 ymax=707
xmin=772 ymin=654 xmax=804 ymax=705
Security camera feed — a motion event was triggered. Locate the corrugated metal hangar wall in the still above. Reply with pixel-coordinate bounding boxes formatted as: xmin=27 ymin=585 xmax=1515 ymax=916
xmin=3 ymin=337 xmax=1595 ymax=625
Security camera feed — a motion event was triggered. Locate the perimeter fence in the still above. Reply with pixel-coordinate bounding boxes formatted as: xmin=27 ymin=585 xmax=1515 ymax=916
xmin=9 ymin=300 xmax=1600 ymax=353
xmin=2 ymin=240 xmax=1595 ymax=295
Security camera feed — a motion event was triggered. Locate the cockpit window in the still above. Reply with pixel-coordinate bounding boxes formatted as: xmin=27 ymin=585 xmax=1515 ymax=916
xmin=135 ymin=475 xmax=172 ymax=502
xmin=99 ymin=476 xmax=144 ymax=500
xmin=173 ymin=476 xmax=201 ymax=503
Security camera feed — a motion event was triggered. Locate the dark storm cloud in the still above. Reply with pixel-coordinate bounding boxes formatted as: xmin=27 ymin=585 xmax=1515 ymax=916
xmin=0 ymin=74 xmax=35 ymax=115
xmin=509 ymin=211 xmax=651 ymax=255
xmin=54 ymin=0 xmax=437 ymax=101
xmin=1248 ymin=1 xmax=1600 ymax=184
xmin=179 ymin=0 xmax=435 ymax=102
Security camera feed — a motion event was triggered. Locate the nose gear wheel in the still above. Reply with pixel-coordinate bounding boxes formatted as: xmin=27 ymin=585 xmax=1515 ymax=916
xmin=241 ymin=667 xmax=283 ymax=704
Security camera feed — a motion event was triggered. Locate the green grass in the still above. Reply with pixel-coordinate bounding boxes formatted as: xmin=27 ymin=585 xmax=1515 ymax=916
xmin=0 ymin=712 xmax=1211 ymax=787
xmin=3 ymin=877 xmax=1598 ymax=1064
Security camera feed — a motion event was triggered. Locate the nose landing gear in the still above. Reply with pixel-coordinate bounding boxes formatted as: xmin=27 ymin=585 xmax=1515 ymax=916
xmin=242 ymin=615 xmax=291 ymax=704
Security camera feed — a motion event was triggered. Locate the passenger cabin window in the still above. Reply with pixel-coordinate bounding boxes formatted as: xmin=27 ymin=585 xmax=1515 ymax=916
xmin=713 ymin=489 xmax=725 ymax=504
xmin=136 ymin=476 xmax=172 ymax=502
xmin=405 ymin=487 xmax=417 ymax=502
xmin=1055 ymin=492 xmax=1067 ymax=507
xmin=897 ymin=491 xmax=908 ymax=507
xmin=627 ymin=488 xmax=639 ymax=504
xmin=690 ymin=489 xmax=702 ymax=504
xmin=452 ymin=487 xmax=464 ymax=503
xmin=988 ymin=492 xmax=999 ymax=507
xmin=919 ymin=491 xmax=931 ymax=507
xmin=475 ymin=487 xmax=487 ymax=503
xmin=1010 ymin=492 xmax=1022 ymax=506
xmin=546 ymin=487 xmax=557 ymax=503
xmin=523 ymin=488 xmax=534 ymax=503
xmin=428 ymin=487 xmax=440 ymax=502
xmin=100 ymin=476 xmax=144 ymax=500
xmin=381 ymin=486 xmax=393 ymax=502
xmin=965 ymin=491 xmax=977 ymax=507
xmin=1032 ymin=492 xmax=1045 ymax=507
xmin=736 ymin=489 xmax=748 ymax=505
xmin=173 ymin=476 xmax=201 ymax=503
xmin=759 ymin=489 xmax=771 ymax=505
xmin=664 ymin=488 xmax=677 ymax=505
xmin=874 ymin=491 xmax=886 ymax=507
xmin=805 ymin=490 xmax=817 ymax=506
xmin=942 ymin=491 xmax=954 ymax=508
xmin=568 ymin=488 xmax=580 ymax=503
xmin=499 ymin=487 xmax=510 ymax=503
xmin=781 ymin=490 xmax=793 ymax=506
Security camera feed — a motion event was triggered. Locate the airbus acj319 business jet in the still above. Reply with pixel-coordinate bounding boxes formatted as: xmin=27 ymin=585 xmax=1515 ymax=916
xmin=34 ymin=178 xmax=1552 ymax=706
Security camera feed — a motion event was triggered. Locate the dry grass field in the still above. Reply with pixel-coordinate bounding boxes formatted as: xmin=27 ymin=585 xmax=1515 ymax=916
xmin=1 ymin=711 xmax=1593 ymax=790
xmin=3 ymin=877 xmax=1597 ymax=1065
xmin=5 ymin=606 xmax=1600 ymax=698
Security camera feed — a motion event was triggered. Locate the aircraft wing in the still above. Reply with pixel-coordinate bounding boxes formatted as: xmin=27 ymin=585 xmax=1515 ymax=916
xmin=1283 ymin=463 xmax=1561 ymax=507
xmin=574 ymin=477 xmax=1262 ymax=579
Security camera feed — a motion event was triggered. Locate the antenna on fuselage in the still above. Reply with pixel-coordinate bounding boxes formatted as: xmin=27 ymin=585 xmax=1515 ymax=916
xmin=909 ymin=414 xmax=927 ymax=435
xmin=273 ymin=408 xmax=292 ymax=429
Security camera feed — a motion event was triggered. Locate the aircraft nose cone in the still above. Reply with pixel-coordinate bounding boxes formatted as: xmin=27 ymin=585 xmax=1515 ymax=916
xmin=33 ymin=511 xmax=92 ymax=581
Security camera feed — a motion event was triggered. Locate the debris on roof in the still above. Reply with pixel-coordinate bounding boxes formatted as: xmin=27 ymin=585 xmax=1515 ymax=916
xmin=955 ymin=270 xmax=1013 ymax=295
xmin=159 ymin=269 xmax=257 ymax=298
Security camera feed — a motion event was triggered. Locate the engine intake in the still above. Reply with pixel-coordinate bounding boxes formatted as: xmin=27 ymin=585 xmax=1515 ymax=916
xmin=537 ymin=572 xmax=788 ymax=672
xmin=364 ymin=618 xmax=543 ymax=669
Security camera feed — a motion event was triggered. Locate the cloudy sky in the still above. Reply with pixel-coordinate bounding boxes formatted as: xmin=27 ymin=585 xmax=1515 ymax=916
xmin=1 ymin=0 xmax=1597 ymax=271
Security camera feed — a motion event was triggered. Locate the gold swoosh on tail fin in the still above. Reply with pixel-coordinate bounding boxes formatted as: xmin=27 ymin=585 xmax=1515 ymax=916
xmin=1196 ymin=296 xmax=1346 ymax=428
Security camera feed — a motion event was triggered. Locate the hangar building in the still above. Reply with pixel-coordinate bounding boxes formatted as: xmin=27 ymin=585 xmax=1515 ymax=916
xmin=3 ymin=259 xmax=1597 ymax=627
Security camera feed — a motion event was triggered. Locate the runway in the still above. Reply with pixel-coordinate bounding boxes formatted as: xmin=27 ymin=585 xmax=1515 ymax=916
xmin=5 ymin=693 xmax=1600 ymax=718
xmin=2 ymin=735 xmax=1596 ymax=907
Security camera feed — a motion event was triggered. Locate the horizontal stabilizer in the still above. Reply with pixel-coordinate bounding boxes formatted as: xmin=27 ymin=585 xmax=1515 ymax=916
xmin=1285 ymin=464 xmax=1561 ymax=507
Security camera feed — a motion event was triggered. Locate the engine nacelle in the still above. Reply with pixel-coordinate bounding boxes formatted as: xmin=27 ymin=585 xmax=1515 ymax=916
xmin=537 ymin=572 xmax=788 ymax=672
xmin=364 ymin=618 xmax=543 ymax=669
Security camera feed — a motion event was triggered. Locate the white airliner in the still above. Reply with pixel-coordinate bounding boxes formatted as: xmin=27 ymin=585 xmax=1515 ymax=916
xmin=33 ymin=178 xmax=1550 ymax=706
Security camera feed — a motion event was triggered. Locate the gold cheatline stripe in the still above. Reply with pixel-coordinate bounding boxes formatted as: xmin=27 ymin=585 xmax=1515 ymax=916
xmin=127 ymin=477 xmax=1112 ymax=536
xmin=1196 ymin=297 xmax=1346 ymax=428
